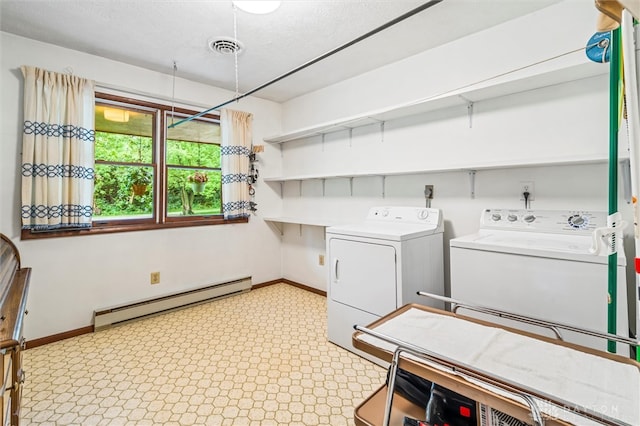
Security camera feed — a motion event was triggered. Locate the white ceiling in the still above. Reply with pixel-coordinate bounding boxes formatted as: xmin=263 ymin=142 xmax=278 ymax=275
xmin=0 ymin=0 xmax=563 ymax=103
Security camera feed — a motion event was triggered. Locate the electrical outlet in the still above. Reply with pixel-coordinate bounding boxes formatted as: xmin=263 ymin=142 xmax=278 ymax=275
xmin=150 ymin=272 xmax=160 ymax=284
xmin=424 ymin=185 xmax=434 ymax=199
xmin=318 ymin=254 xmax=325 ymax=266
xmin=520 ymin=181 xmax=535 ymax=201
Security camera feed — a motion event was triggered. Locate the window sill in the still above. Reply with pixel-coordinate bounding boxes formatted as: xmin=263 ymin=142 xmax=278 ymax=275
xmin=20 ymin=217 xmax=249 ymax=240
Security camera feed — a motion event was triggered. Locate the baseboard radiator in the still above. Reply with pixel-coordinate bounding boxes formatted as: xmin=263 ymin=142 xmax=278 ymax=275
xmin=94 ymin=277 xmax=252 ymax=331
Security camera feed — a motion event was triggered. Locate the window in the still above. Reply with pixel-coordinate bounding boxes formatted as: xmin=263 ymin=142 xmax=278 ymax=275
xmin=22 ymin=93 xmax=245 ymax=239
xmin=94 ymin=102 xmax=156 ymax=222
xmin=92 ymin=93 xmax=237 ymax=232
xmin=165 ymin=113 xmax=222 ymax=218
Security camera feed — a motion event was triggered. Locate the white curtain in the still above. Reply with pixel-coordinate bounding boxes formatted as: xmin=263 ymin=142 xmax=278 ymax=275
xmin=21 ymin=66 xmax=95 ymax=231
xmin=220 ymin=109 xmax=253 ymax=219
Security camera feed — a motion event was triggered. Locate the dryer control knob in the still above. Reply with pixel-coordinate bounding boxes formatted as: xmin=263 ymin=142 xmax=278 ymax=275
xmin=568 ymin=214 xmax=587 ymax=228
xmin=491 ymin=213 xmax=502 ymax=221
xmin=524 ymin=214 xmax=536 ymax=223
xmin=380 ymin=209 xmax=389 ymax=217
xmin=417 ymin=210 xmax=429 ymax=220
xmin=507 ymin=214 xmax=518 ymax=222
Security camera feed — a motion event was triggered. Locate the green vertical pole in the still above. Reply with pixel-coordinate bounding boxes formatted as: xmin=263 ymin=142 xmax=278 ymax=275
xmin=608 ymin=27 xmax=621 ymax=354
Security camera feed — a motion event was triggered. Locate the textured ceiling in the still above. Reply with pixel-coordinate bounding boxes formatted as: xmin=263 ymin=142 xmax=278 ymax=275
xmin=0 ymin=0 xmax=562 ymax=103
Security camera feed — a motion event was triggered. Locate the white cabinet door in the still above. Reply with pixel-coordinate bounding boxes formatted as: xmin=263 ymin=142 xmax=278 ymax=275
xmin=329 ymin=238 xmax=397 ymax=316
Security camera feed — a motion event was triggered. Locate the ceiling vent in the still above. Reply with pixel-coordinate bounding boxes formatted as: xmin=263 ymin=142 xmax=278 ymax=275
xmin=208 ymin=37 xmax=244 ymax=55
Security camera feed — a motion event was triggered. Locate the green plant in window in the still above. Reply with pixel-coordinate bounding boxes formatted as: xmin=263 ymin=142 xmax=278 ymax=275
xmin=125 ymin=167 xmax=152 ymax=198
xmin=187 ymin=171 xmax=208 ymax=196
xmin=187 ymin=171 xmax=208 ymax=183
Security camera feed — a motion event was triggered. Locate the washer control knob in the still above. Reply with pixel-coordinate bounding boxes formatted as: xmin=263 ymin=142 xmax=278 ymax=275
xmin=507 ymin=214 xmax=518 ymax=222
xmin=491 ymin=213 xmax=502 ymax=222
xmin=568 ymin=214 xmax=587 ymax=228
xmin=417 ymin=210 xmax=429 ymax=220
xmin=523 ymin=214 xmax=536 ymax=223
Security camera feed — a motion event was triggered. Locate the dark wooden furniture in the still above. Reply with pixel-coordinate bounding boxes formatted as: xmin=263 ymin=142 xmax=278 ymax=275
xmin=0 ymin=234 xmax=30 ymax=426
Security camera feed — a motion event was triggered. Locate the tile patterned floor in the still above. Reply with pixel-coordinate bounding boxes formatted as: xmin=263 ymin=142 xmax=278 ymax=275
xmin=21 ymin=283 xmax=386 ymax=425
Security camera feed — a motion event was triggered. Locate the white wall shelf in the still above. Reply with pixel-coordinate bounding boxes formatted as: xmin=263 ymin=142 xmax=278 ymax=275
xmin=263 ymin=216 xmax=344 ymax=235
xmin=263 ymin=57 xmax=612 ymax=232
xmin=263 ymin=216 xmax=341 ymax=227
xmin=263 ymin=155 xmax=611 ymax=183
xmin=264 ymin=60 xmax=606 ymax=145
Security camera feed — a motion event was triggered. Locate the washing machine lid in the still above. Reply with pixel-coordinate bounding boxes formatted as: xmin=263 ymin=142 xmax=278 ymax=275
xmin=450 ymin=230 xmax=626 ymax=266
xmin=326 ymin=221 xmax=442 ymax=241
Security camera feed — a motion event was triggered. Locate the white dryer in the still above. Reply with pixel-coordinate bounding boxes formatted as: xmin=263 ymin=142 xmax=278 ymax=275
xmin=450 ymin=208 xmax=629 ymax=355
xmin=326 ymin=206 xmax=444 ymax=363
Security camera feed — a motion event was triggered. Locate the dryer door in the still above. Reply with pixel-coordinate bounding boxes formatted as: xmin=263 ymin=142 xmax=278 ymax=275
xmin=329 ymin=238 xmax=397 ymax=316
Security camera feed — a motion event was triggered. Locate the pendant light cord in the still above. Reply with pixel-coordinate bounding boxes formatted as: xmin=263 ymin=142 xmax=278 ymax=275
xmin=233 ymin=3 xmax=240 ymax=101
xmin=171 ymin=60 xmax=177 ymax=125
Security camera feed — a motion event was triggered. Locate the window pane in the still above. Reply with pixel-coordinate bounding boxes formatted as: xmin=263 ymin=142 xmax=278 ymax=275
xmin=95 ymin=132 xmax=153 ymax=164
xmin=166 ymin=168 xmax=221 ymax=216
xmin=166 ymin=140 xmax=220 ymax=168
xmin=94 ymin=164 xmax=154 ymax=220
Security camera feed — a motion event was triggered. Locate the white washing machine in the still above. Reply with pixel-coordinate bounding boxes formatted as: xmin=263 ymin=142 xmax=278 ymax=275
xmin=450 ymin=208 xmax=629 ymax=355
xmin=326 ymin=206 xmax=444 ymax=363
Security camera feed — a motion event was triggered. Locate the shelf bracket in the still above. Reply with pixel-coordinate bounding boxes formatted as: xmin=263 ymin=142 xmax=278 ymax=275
xmin=299 ymin=180 xmax=303 ymax=197
xmin=382 ymin=175 xmax=386 ymax=198
xmin=321 ymin=133 xmax=325 ymax=152
xmin=468 ymin=170 xmax=476 ymax=199
xmin=459 ymin=95 xmax=473 ymax=128
xmin=380 ymin=121 xmax=385 ymax=143
xmin=322 ymin=178 xmax=326 ymax=197
xmin=349 ymin=177 xmax=354 ymax=196
xmin=279 ymin=143 xmax=283 ymax=158
xmin=279 ymin=182 xmax=283 ymax=198
xmin=268 ymin=221 xmax=283 ymax=236
xmin=299 ymin=224 xmax=303 ymax=237
xmin=349 ymin=128 xmax=353 ymax=148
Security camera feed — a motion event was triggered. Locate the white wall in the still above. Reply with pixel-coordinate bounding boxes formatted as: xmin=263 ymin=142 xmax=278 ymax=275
xmin=275 ymin=0 xmax=637 ymax=335
xmin=0 ymin=32 xmax=284 ymax=340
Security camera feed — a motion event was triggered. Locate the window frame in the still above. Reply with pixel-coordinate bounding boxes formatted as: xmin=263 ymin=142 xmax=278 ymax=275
xmin=163 ymin=110 xmax=223 ymax=224
xmin=21 ymin=92 xmax=246 ymax=240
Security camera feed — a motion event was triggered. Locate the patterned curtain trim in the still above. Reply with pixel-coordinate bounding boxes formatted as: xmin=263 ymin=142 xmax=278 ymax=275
xmin=222 ymin=201 xmax=253 ymax=219
xmin=21 ymin=204 xmax=93 ymax=231
xmin=22 ymin=163 xmax=95 ymax=179
xmin=220 ymin=146 xmax=251 ymax=156
xmin=23 ymin=120 xmax=95 ymax=140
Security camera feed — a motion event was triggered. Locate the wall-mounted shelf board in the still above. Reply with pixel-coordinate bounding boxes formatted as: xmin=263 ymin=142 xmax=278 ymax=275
xmin=263 ymin=216 xmax=345 ymax=234
xmin=263 ymin=216 xmax=343 ymax=227
xmin=264 ymin=60 xmax=606 ymax=145
xmin=263 ymin=155 xmax=612 ymax=183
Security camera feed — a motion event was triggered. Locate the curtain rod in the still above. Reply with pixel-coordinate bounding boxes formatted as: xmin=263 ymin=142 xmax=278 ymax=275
xmin=169 ymin=0 xmax=444 ymax=128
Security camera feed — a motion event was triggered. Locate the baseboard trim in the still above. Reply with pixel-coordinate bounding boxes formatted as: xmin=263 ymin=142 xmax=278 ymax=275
xmin=26 ymin=325 xmax=94 ymax=349
xmin=252 ymin=279 xmax=326 ymax=297
xmin=26 ymin=278 xmax=325 ymax=349
xmin=251 ymin=279 xmax=283 ymax=290
xmin=280 ymin=279 xmax=327 ymax=297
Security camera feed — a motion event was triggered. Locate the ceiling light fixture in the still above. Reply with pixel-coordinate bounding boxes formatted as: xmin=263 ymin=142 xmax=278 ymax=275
xmin=232 ymin=1 xmax=281 ymax=14
xmin=103 ymin=108 xmax=130 ymax=123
